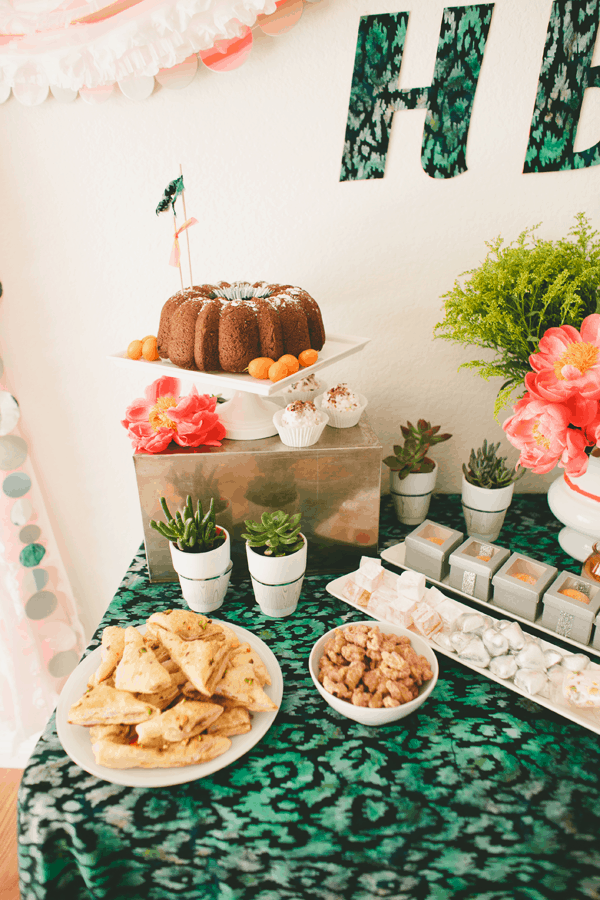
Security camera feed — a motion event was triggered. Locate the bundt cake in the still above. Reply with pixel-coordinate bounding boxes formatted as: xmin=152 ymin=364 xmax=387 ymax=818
xmin=157 ymin=281 xmax=326 ymax=373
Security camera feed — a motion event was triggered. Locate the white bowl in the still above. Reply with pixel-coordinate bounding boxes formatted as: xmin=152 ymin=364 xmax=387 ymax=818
xmin=314 ymin=392 xmax=367 ymax=428
xmin=308 ymin=620 xmax=439 ymax=726
xmin=273 ymin=407 xmax=329 ymax=448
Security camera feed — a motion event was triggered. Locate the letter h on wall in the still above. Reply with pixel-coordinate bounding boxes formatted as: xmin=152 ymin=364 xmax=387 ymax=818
xmin=340 ymin=5 xmax=494 ymax=181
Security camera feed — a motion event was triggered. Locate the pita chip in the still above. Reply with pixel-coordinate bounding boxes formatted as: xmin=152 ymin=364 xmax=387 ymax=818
xmin=135 ymin=674 xmax=184 ymax=711
xmin=88 ymin=724 xmax=132 ymax=743
xmin=68 ymin=684 xmax=160 ymax=725
xmin=157 ymin=630 xmax=231 ymax=697
xmin=114 ymin=627 xmax=172 ymax=694
xmin=92 ymin=733 xmax=231 ymax=769
xmin=212 ymin=663 xmax=278 ymax=712
xmin=230 ymin=645 xmax=271 ymax=686
xmin=135 ymin=700 xmax=223 ymax=746
xmin=146 ymin=610 xmax=219 ymax=641
xmin=94 ymin=627 xmax=125 ymax=683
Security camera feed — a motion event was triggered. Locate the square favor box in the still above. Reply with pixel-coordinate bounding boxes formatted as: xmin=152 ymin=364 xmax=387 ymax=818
xmin=542 ymin=572 xmax=600 ymax=646
xmin=491 ymin=553 xmax=558 ymax=622
xmin=448 ymin=538 xmax=510 ymax=602
xmin=404 ymin=520 xmax=464 ymax=582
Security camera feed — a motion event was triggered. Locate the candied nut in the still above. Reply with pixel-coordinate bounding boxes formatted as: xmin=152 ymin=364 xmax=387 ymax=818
xmin=345 ymin=661 xmax=366 ymax=690
xmin=383 ymin=696 xmax=401 ymax=708
xmin=363 ymin=668 xmax=384 ymax=692
xmin=351 ymin=688 xmax=370 ymax=707
xmin=344 ymin=625 xmax=370 ymax=648
xmin=368 ymin=691 xmax=384 ymax=709
xmin=381 ymin=650 xmax=411 ymax=678
xmin=341 ymin=644 xmax=365 ymax=663
xmin=323 ymin=675 xmax=352 ymax=699
xmin=326 ymin=650 xmax=345 ymax=665
xmin=386 ymin=679 xmax=417 ymax=704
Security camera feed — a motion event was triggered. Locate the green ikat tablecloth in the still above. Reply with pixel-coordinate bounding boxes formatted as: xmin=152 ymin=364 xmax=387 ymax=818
xmin=18 ymin=495 xmax=600 ymax=900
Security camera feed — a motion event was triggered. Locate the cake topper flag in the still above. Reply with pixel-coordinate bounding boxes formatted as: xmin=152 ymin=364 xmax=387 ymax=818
xmin=155 ymin=169 xmax=195 ymax=289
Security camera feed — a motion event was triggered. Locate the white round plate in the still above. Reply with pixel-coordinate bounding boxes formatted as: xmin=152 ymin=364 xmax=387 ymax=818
xmin=56 ymin=620 xmax=283 ymax=787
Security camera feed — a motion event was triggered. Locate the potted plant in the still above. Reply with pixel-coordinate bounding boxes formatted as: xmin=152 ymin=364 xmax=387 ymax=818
xmin=383 ymin=420 xmax=452 ymax=525
xmin=150 ymin=496 xmax=231 ymax=612
xmin=242 ymin=511 xmax=306 ymax=618
xmin=461 ymin=440 xmax=523 ymax=542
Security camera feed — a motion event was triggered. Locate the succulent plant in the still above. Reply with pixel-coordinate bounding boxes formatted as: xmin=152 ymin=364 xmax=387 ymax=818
xmin=242 ymin=511 xmax=304 ymax=557
xmin=383 ymin=420 xmax=452 ymax=480
xmin=150 ymin=496 xmax=225 ymax=553
xmin=462 ymin=440 xmax=524 ymax=489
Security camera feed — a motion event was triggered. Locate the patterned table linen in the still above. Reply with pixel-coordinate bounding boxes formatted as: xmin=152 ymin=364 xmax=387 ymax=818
xmin=17 ymin=495 xmax=600 ymax=900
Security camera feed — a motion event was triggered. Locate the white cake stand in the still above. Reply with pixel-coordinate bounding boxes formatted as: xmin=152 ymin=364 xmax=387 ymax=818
xmin=110 ymin=332 xmax=370 ymax=440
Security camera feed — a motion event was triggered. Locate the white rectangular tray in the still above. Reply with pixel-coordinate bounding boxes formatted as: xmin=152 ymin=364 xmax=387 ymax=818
xmin=326 ymin=568 xmax=600 ymax=736
xmin=380 ymin=541 xmax=600 ymax=660
xmin=109 ymin=333 xmax=370 ymax=397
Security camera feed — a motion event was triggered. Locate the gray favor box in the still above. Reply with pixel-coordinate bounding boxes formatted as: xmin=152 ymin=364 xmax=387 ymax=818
xmin=491 ymin=553 xmax=558 ymax=621
xmin=542 ymin=573 xmax=600 ymax=646
xmin=404 ymin=520 xmax=464 ymax=581
xmin=448 ymin=538 xmax=511 ymax=602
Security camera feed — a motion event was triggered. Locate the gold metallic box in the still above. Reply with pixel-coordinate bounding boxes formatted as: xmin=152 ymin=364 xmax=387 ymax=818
xmin=134 ymin=416 xmax=382 ymax=582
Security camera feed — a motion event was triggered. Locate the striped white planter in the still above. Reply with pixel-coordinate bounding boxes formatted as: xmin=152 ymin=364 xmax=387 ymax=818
xmin=246 ymin=535 xmax=307 ymax=618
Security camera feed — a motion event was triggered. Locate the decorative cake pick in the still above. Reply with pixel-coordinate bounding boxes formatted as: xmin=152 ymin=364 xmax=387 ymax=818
xmin=156 ymin=172 xmax=197 ymax=290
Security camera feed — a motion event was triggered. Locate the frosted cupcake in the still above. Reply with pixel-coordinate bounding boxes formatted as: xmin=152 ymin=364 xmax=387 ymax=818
xmin=316 ymin=383 xmax=367 ymax=428
xmin=280 ymin=373 xmax=322 ymax=403
xmin=273 ymin=400 xmax=328 ymax=448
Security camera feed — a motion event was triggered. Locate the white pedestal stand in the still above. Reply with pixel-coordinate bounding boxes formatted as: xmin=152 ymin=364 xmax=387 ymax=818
xmin=110 ymin=332 xmax=370 ymax=441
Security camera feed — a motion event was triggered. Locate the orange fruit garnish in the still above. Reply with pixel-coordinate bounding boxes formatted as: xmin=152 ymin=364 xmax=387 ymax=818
xmin=142 ymin=337 xmax=160 ymax=361
xmin=140 ymin=335 xmax=156 ymax=343
xmin=268 ymin=361 xmax=290 ymax=383
xmin=278 ymin=354 xmax=299 ymax=375
xmin=247 ymin=357 xmax=274 ymax=379
xmin=127 ymin=340 xmax=143 ymax=360
xmin=298 ymin=349 xmax=318 ymax=367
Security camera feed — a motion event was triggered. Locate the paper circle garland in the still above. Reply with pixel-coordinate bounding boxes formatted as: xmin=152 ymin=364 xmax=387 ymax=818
xmin=0 ymin=436 xmax=28 ymax=470
xmin=47 ymin=650 xmax=79 ymax=678
xmin=156 ymin=55 xmax=198 ymax=90
xmin=0 ymin=392 xmax=20 ymax=436
xmin=20 ymin=543 xmax=46 ymax=567
xmin=22 ymin=568 xmax=50 ymax=595
xmin=258 ymin=0 xmax=303 ymax=35
xmin=50 ymin=86 xmax=78 ymax=103
xmin=3 ymin=472 xmax=32 ymax=497
xmin=199 ymin=26 xmax=253 ymax=72
xmin=19 ymin=525 xmax=41 ymax=543
xmin=11 ymin=497 xmax=33 ymax=526
xmin=79 ymin=85 xmax=114 ymax=104
xmin=118 ymin=75 xmax=155 ymax=102
xmin=12 ymin=81 xmax=49 ymax=106
xmin=42 ymin=621 xmax=78 ymax=653
xmin=25 ymin=590 xmax=58 ymax=620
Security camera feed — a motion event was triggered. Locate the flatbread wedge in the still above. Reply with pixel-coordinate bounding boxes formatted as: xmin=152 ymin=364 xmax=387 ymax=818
xmin=68 ymin=684 xmax=160 ymax=725
xmin=230 ymin=645 xmax=271 ymax=686
xmin=206 ymin=707 xmax=252 ymax=737
xmin=157 ymin=630 xmax=232 ymax=697
xmin=136 ymin=701 xmax=223 ymax=746
xmin=146 ymin=610 xmax=222 ymax=642
xmin=114 ymin=627 xmax=172 ymax=694
xmin=94 ymin=627 xmax=125 ymax=683
xmin=92 ymin=733 xmax=232 ymax=769
xmin=212 ymin=663 xmax=278 ymax=712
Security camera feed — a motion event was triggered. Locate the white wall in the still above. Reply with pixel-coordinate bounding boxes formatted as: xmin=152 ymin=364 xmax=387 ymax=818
xmin=0 ymin=0 xmax=597 ymax=637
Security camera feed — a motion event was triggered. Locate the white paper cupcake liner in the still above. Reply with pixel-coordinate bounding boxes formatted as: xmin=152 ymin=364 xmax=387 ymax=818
xmin=273 ymin=408 xmax=329 ymax=447
xmin=314 ymin=392 xmax=367 ymax=428
xmin=278 ymin=388 xmax=322 ymax=403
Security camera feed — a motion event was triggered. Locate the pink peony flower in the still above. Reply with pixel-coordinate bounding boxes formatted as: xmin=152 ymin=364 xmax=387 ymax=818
xmin=527 ymin=314 xmax=600 ymax=402
xmin=122 ymin=377 xmax=226 ymax=453
xmin=503 ymin=393 xmax=572 ymax=474
xmin=558 ymin=428 xmax=590 ymax=478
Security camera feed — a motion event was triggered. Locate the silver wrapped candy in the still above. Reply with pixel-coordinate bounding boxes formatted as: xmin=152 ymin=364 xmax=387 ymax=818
xmin=498 ymin=621 xmax=526 ymax=651
xmin=543 ymin=649 xmax=563 ymax=669
xmin=453 ymin=612 xmax=486 ymax=634
xmin=450 ymin=631 xmax=472 ymax=653
xmin=458 ymin=637 xmax=491 ymax=668
xmin=515 ymin=642 xmax=547 ymax=671
xmin=482 ymin=627 xmax=509 ymax=657
xmin=489 ymin=654 xmax=518 ymax=680
xmin=514 ymin=667 xmax=547 ymax=695
xmin=433 ymin=631 xmax=454 ymax=653
xmin=562 ymin=653 xmax=590 ymax=672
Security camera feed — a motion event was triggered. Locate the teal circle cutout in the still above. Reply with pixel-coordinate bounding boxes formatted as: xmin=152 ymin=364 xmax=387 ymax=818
xmin=3 ymin=472 xmax=31 ymax=497
xmin=22 ymin=568 xmax=49 ymax=596
xmin=33 ymin=568 xmax=49 ymax=590
xmin=20 ymin=543 xmax=45 ymax=567
xmin=0 ymin=436 xmax=28 ymax=470
xmin=48 ymin=650 xmax=79 ymax=678
xmin=25 ymin=591 xmax=57 ymax=620
xmin=19 ymin=525 xmax=41 ymax=543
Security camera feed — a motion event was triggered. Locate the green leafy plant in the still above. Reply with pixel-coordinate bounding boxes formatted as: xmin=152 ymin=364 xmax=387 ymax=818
xmin=383 ymin=420 xmax=452 ymax=480
xmin=462 ymin=440 xmax=524 ymax=489
xmin=434 ymin=214 xmax=600 ymax=416
xmin=242 ymin=511 xmax=304 ymax=557
xmin=150 ymin=496 xmax=225 ymax=553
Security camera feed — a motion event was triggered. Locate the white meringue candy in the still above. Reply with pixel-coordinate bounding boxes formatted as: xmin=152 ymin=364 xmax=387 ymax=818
xmin=515 ymin=643 xmax=547 ymax=671
xmin=562 ymin=653 xmax=590 ymax=672
xmin=514 ymin=667 xmax=548 ymax=695
xmin=397 ymin=570 xmax=426 ymax=603
xmin=423 ymin=586 xmax=446 ymax=608
xmin=482 ymin=627 xmax=509 ymax=657
xmin=489 ymin=655 xmax=518 ymax=680
xmin=435 ymin=598 xmax=464 ymax=629
xmin=458 ymin=637 xmax=491 ymax=668
xmin=354 ymin=558 xmax=384 ymax=593
xmin=498 ymin=621 xmax=526 ymax=651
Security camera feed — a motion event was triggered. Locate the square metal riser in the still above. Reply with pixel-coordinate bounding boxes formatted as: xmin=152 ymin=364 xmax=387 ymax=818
xmin=134 ymin=419 xmax=382 ymax=582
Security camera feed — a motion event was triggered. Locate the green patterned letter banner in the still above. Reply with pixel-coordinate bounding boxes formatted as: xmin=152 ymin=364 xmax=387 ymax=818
xmin=340 ymin=5 xmax=494 ymax=181
xmin=525 ymin=0 xmax=600 ymax=173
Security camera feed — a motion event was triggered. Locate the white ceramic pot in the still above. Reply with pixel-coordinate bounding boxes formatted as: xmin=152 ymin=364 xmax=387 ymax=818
xmin=461 ymin=477 xmax=514 ymax=542
xmin=169 ymin=528 xmax=231 ymax=611
xmin=548 ymin=453 xmax=600 ymax=561
xmin=389 ymin=462 xmax=438 ymax=526
xmin=246 ymin=534 xmax=307 ymax=618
